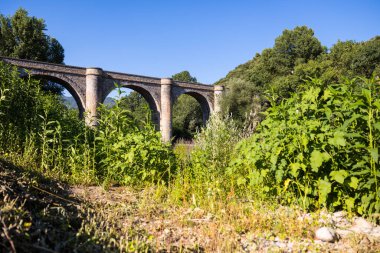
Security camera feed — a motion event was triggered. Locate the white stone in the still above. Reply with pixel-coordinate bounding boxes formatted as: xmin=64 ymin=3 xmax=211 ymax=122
xmin=354 ymin=217 xmax=373 ymax=229
xmin=333 ymin=211 xmax=347 ymax=219
xmin=315 ymin=227 xmax=338 ymax=242
xmin=370 ymin=226 xmax=380 ymax=237
xmin=336 ymin=228 xmax=354 ymax=238
xmin=351 ymin=217 xmax=373 ymax=234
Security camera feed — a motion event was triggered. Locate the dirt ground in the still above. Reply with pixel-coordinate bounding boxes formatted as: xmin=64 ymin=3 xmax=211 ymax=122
xmin=1 ymin=159 xmax=380 ymax=252
xmin=71 ymin=185 xmax=380 ymax=252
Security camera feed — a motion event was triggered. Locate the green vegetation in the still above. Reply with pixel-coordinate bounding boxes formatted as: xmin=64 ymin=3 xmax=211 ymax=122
xmin=172 ymin=71 xmax=203 ymax=140
xmin=0 ymin=9 xmax=379 ymax=251
xmin=0 ymin=8 xmax=66 ymax=94
xmin=217 ymin=26 xmax=380 ymax=126
xmin=0 ymin=8 xmax=64 ymax=63
xmin=118 ymin=91 xmax=151 ymax=125
xmin=229 ymin=78 xmax=380 ymax=216
xmin=0 ymin=62 xmax=174 ymax=187
xmin=96 ymin=94 xmax=175 ymax=186
xmin=117 ymin=70 xmax=203 ymax=140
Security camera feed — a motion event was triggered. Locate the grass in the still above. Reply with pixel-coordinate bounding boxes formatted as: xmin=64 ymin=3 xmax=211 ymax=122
xmin=0 ymin=158 xmax=153 ymax=253
xmin=2 ymin=157 xmax=380 ymax=252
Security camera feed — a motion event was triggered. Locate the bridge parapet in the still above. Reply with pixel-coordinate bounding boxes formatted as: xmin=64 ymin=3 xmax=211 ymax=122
xmin=0 ymin=56 xmax=86 ymax=76
xmin=0 ymin=57 xmax=223 ymax=142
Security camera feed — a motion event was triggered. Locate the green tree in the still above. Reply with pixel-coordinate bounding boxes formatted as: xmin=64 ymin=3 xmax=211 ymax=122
xmin=217 ymin=26 xmax=380 ymax=127
xmin=172 ymin=71 xmax=197 ymax=83
xmin=0 ymin=8 xmax=64 ymax=63
xmin=217 ymin=26 xmax=325 ymax=124
xmin=351 ymin=36 xmax=380 ymax=78
xmin=0 ymin=8 xmax=65 ymax=93
xmin=272 ymin=26 xmax=324 ymax=70
xmin=118 ymin=91 xmax=150 ymax=125
xmin=172 ymin=71 xmax=202 ymax=140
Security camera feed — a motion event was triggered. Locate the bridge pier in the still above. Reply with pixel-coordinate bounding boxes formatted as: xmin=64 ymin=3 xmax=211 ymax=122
xmin=160 ymin=78 xmax=173 ymax=143
xmin=85 ymin=68 xmax=103 ymax=126
xmin=214 ymin=85 xmax=224 ymax=114
xmin=0 ymin=57 xmax=225 ymax=142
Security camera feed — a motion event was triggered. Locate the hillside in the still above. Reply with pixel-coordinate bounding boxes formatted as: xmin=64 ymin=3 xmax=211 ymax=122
xmin=215 ymin=28 xmax=380 ymax=124
xmin=62 ymin=96 xmax=115 ymax=108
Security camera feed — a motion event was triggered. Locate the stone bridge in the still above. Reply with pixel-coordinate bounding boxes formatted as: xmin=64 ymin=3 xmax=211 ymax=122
xmin=0 ymin=57 xmax=223 ymax=142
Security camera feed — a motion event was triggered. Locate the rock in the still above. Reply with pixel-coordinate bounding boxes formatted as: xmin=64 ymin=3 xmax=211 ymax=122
xmin=333 ymin=211 xmax=347 ymax=219
xmin=315 ymin=227 xmax=338 ymax=242
xmin=354 ymin=217 xmax=373 ymax=229
xmin=332 ymin=211 xmax=346 ymax=223
xmin=332 ymin=211 xmax=350 ymax=227
xmin=333 ymin=211 xmax=347 ymax=218
xmin=164 ymin=228 xmax=171 ymax=235
xmin=360 ymin=236 xmax=371 ymax=245
xmin=370 ymin=226 xmax=380 ymax=237
xmin=336 ymin=228 xmax=354 ymax=238
xmin=351 ymin=217 xmax=373 ymax=233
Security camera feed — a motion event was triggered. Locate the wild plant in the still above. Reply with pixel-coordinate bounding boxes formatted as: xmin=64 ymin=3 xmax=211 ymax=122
xmin=229 ymin=77 xmax=380 ymax=217
xmin=95 ymin=86 xmax=175 ymax=187
xmin=170 ymin=114 xmax=240 ymax=207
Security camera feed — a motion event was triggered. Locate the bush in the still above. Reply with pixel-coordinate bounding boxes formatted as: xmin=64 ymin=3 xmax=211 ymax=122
xmin=0 ymin=62 xmax=82 ymax=155
xmin=229 ymin=77 xmax=380 ymax=217
xmin=170 ymin=114 xmax=240 ymax=206
xmin=0 ymin=63 xmax=175 ymax=187
xmin=95 ymin=99 xmax=176 ymax=186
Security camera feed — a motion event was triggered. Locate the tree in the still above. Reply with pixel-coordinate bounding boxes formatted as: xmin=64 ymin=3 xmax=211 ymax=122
xmin=172 ymin=71 xmax=202 ymax=140
xmin=118 ymin=91 xmax=150 ymax=125
xmin=217 ymin=26 xmax=323 ymax=123
xmin=272 ymin=26 xmax=324 ymax=70
xmin=216 ymin=26 xmax=380 ymax=127
xmin=0 ymin=8 xmax=64 ymax=63
xmin=172 ymin=71 xmax=197 ymax=83
xmin=351 ymin=36 xmax=380 ymax=78
xmin=0 ymin=8 xmax=65 ymax=93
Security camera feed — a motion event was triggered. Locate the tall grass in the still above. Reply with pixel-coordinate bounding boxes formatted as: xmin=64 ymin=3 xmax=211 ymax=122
xmin=170 ymin=114 xmax=241 ymax=208
xmin=0 ymin=62 xmax=174 ymax=188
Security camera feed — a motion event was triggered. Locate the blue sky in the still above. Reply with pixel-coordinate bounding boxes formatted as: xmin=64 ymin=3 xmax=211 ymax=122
xmin=2 ymin=0 xmax=380 ymax=85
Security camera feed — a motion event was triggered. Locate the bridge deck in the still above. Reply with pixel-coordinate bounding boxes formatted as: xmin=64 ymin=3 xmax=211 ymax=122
xmin=0 ymin=56 xmax=214 ymax=91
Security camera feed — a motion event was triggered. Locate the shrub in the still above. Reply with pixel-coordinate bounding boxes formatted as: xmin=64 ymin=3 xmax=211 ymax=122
xmin=95 ymin=96 xmax=176 ymax=187
xmin=170 ymin=114 xmax=240 ymax=206
xmin=229 ymin=77 xmax=380 ymax=217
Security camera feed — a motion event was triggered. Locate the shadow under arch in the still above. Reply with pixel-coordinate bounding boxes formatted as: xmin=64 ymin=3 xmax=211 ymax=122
xmin=174 ymin=91 xmax=211 ymax=125
xmin=30 ymin=74 xmax=85 ymax=117
xmin=102 ymin=84 xmax=160 ymax=127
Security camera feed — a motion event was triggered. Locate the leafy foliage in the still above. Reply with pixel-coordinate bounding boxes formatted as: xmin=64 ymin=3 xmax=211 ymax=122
xmin=172 ymin=71 xmax=197 ymax=83
xmin=217 ymin=26 xmax=380 ymax=126
xmin=0 ymin=62 xmax=175 ymax=187
xmin=118 ymin=91 xmax=151 ymax=125
xmin=0 ymin=8 xmax=64 ymax=63
xmin=0 ymin=62 xmax=81 ymax=155
xmin=172 ymin=95 xmax=203 ymax=140
xmin=96 ymin=95 xmax=175 ymax=186
xmin=172 ymin=71 xmax=203 ymax=140
xmin=229 ymin=77 xmax=380 ymax=217
xmin=170 ymin=114 xmax=241 ymax=205
xmin=0 ymin=8 xmax=65 ymax=94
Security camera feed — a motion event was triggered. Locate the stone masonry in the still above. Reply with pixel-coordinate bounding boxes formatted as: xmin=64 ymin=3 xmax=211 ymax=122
xmin=0 ymin=57 xmax=223 ymax=142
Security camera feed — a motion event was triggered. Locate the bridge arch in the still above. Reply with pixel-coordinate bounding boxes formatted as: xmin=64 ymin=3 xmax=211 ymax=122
xmin=29 ymin=73 xmax=85 ymax=116
xmin=102 ymin=83 xmax=161 ymax=126
xmin=0 ymin=57 xmax=223 ymax=143
xmin=173 ymin=90 xmax=212 ymax=125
